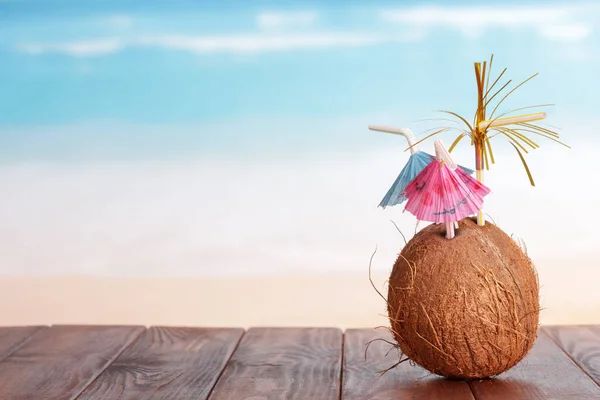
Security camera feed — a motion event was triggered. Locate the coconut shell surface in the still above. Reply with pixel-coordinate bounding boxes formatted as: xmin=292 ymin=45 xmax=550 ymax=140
xmin=387 ymin=217 xmax=539 ymax=379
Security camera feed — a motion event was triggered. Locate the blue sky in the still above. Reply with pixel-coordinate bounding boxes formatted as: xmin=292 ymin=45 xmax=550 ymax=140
xmin=0 ymin=0 xmax=598 ymax=160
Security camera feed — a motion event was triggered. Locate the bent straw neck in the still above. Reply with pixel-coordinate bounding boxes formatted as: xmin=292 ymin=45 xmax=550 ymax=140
xmin=405 ymin=134 xmax=417 ymax=155
xmin=367 ymin=125 xmax=418 ymax=154
xmin=395 ymin=127 xmax=418 ymax=154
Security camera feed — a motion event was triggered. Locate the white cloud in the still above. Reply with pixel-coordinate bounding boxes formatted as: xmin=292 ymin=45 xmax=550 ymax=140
xmin=538 ymin=23 xmax=592 ymax=41
xmin=380 ymin=4 xmax=595 ymax=41
xmin=16 ymin=31 xmax=421 ymax=57
xmin=137 ymin=32 xmax=419 ymax=53
xmin=17 ymin=4 xmax=595 ymax=58
xmin=257 ymin=11 xmax=317 ymax=29
xmin=18 ymin=39 xmax=123 ymax=57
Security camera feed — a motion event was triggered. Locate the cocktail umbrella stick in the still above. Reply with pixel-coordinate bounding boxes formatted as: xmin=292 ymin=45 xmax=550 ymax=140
xmin=434 ymin=141 xmax=459 ymax=239
xmin=403 ymin=140 xmax=490 ymax=239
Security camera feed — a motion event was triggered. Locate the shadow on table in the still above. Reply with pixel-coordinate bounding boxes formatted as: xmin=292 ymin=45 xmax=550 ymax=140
xmin=469 ymin=377 xmax=543 ymax=398
xmin=375 ymin=375 xmax=543 ymax=399
xmin=373 ymin=375 xmax=473 ymax=399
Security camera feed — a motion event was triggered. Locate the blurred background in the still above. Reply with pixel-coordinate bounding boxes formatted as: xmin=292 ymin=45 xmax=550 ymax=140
xmin=0 ymin=0 xmax=598 ymax=327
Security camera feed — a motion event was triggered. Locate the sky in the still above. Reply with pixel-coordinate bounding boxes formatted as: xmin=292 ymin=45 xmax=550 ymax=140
xmin=0 ymin=0 xmax=598 ymax=161
xmin=0 ymin=1 xmax=597 ymax=279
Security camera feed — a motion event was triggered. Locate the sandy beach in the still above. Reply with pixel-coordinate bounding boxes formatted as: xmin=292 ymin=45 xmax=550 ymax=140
xmin=1 ymin=271 xmax=598 ymax=328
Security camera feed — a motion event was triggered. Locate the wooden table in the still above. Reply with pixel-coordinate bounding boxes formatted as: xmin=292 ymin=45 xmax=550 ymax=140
xmin=0 ymin=325 xmax=599 ymax=399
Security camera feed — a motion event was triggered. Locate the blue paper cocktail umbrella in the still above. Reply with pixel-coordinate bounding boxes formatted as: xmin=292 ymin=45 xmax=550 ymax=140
xmin=369 ymin=125 xmax=474 ymax=209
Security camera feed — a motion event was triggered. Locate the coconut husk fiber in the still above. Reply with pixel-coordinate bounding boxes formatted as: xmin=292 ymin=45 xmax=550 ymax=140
xmin=387 ymin=217 xmax=539 ymax=379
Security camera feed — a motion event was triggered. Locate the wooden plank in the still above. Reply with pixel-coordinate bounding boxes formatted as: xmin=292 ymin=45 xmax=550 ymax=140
xmin=470 ymin=330 xmax=600 ymax=399
xmin=0 ymin=325 xmax=144 ymax=400
xmin=544 ymin=325 xmax=600 ymax=387
xmin=208 ymin=327 xmax=342 ymax=400
xmin=0 ymin=326 xmax=45 ymax=362
xmin=78 ymin=327 xmax=244 ymax=400
xmin=342 ymin=329 xmax=474 ymax=400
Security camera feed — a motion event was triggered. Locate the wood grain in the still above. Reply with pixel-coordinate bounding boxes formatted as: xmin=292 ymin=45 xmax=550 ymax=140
xmin=0 ymin=325 xmax=144 ymax=400
xmin=0 ymin=326 xmax=45 ymax=362
xmin=342 ymin=329 xmax=475 ymax=400
xmin=208 ymin=327 xmax=342 ymax=400
xmin=470 ymin=330 xmax=600 ymax=399
xmin=544 ymin=325 xmax=600 ymax=387
xmin=78 ymin=327 xmax=244 ymax=400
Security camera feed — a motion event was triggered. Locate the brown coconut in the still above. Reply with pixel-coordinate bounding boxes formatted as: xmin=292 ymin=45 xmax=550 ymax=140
xmin=387 ymin=217 xmax=539 ymax=379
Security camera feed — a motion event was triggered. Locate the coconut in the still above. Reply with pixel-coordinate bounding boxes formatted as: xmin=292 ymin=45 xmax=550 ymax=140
xmin=387 ymin=217 xmax=539 ymax=379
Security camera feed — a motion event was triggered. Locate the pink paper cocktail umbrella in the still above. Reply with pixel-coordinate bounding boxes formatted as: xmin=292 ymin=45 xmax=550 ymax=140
xmin=404 ymin=140 xmax=491 ymax=239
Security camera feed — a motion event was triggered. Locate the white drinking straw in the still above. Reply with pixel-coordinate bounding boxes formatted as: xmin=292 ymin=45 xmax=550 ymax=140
xmin=368 ymin=125 xmax=418 ymax=155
